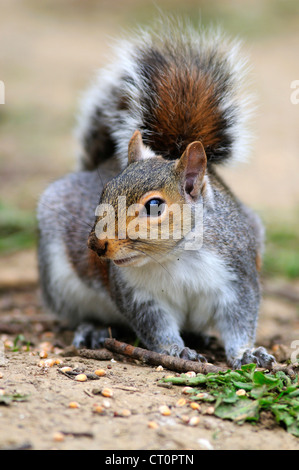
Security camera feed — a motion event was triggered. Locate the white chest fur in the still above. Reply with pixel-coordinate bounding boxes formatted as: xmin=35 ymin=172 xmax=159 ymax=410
xmin=123 ymin=248 xmax=237 ymax=332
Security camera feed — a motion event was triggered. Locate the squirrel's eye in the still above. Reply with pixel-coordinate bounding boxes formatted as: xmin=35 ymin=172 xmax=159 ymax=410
xmin=144 ymin=198 xmax=166 ymax=217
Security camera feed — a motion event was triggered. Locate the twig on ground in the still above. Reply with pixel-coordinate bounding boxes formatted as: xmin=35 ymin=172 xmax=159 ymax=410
xmin=61 ymin=431 xmax=94 ymax=439
xmin=78 ymin=348 xmax=115 ymax=361
xmin=103 ymin=338 xmax=224 ymax=374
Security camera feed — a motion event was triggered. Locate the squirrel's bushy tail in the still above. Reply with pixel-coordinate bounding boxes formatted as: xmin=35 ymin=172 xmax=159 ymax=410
xmin=76 ymin=18 xmax=254 ymax=170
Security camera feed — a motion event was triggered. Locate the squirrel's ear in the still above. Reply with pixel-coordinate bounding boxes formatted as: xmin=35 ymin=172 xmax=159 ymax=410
xmin=176 ymin=141 xmax=207 ymax=200
xmin=128 ymin=130 xmax=146 ymax=164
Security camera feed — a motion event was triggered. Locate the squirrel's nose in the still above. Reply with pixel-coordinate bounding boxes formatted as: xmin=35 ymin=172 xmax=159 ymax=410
xmin=95 ymin=241 xmax=108 ymax=257
xmin=88 ymin=232 xmax=108 ymax=257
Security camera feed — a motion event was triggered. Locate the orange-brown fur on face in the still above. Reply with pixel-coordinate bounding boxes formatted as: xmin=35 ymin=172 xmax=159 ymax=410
xmin=66 ymin=235 xmax=111 ymax=290
xmin=88 ymin=140 xmax=208 ymax=263
xmin=87 ymin=250 xmax=110 ymax=290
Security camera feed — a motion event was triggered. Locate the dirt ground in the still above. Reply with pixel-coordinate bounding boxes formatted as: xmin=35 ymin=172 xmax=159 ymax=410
xmin=0 ymin=250 xmax=299 ymax=450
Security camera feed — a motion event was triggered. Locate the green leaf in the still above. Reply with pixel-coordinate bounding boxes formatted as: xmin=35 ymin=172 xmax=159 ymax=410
xmin=240 ymin=363 xmax=257 ymax=373
xmin=0 ymin=393 xmax=29 ymax=406
xmin=215 ymin=397 xmax=260 ymax=423
xmin=232 ymin=381 xmax=254 ymax=391
xmin=252 ymin=371 xmax=280 ymax=389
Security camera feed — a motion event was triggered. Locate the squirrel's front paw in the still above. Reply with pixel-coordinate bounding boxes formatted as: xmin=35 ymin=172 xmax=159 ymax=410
xmin=231 ymin=346 xmax=276 ymax=370
xmin=72 ymin=322 xmax=109 ymax=349
xmin=161 ymin=344 xmax=207 ymax=363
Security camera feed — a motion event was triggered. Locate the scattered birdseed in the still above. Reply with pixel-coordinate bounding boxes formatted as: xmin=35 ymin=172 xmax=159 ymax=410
xmin=75 ymin=374 xmax=87 ymax=382
xmin=117 ymin=409 xmax=131 ymax=417
xmin=182 ymin=386 xmax=194 ymax=394
xmin=190 ymin=402 xmax=201 ymax=411
xmin=60 ymin=367 xmax=73 ymax=373
xmin=205 ymin=406 xmax=215 ymax=415
xmin=68 ymin=401 xmax=80 ymax=409
xmin=93 ymin=405 xmax=105 ymax=414
xmin=180 ymin=415 xmax=190 ymax=424
xmin=176 ymin=398 xmax=187 ymax=407
xmin=148 ymin=421 xmax=159 ymax=429
xmin=185 ymin=371 xmax=196 ymax=377
xmin=189 ymin=416 xmax=200 ymax=426
xmin=101 ymin=388 xmax=113 ymax=398
xmin=53 ymin=432 xmax=65 ymax=442
xmin=159 ymin=405 xmax=171 ymax=416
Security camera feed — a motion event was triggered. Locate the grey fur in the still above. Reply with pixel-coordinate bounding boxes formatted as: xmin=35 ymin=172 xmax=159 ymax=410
xmin=37 ymin=162 xmax=275 ymax=367
xmin=37 ymin=22 xmax=275 ymax=368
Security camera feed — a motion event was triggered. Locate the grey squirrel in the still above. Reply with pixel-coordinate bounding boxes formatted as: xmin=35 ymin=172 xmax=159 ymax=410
xmin=37 ymin=20 xmax=275 ymax=369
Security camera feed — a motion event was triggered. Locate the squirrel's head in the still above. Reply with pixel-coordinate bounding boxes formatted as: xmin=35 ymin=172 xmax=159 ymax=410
xmin=88 ymin=131 xmax=207 ymax=266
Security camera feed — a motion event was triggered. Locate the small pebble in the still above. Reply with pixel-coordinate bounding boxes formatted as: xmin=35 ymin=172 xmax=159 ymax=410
xmin=102 ymin=399 xmax=111 ymax=408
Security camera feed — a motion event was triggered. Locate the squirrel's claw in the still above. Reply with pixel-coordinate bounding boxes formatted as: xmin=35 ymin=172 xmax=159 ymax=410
xmin=161 ymin=344 xmax=207 ymax=362
xmin=179 ymin=347 xmax=207 ymax=363
xmin=72 ymin=322 xmax=111 ymax=349
xmin=231 ymin=346 xmax=276 ymax=370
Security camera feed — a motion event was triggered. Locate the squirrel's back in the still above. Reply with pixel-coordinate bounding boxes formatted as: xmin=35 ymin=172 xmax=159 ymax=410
xmin=76 ymin=18 xmax=253 ymax=171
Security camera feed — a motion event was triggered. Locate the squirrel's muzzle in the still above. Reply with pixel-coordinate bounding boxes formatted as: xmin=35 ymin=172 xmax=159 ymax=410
xmin=87 ymin=231 xmax=108 ymax=258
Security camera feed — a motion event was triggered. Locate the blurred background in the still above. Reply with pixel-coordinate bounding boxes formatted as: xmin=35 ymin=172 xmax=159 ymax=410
xmin=0 ymin=0 xmax=299 ymax=282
